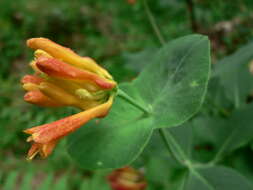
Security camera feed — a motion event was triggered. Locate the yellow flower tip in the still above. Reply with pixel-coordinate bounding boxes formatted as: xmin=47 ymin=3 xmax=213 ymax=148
xmin=26 ymin=143 xmax=41 ymax=161
xmin=23 ymin=129 xmax=32 ymax=135
xmin=26 ymin=37 xmax=114 ymax=79
xmin=23 ymin=83 xmax=39 ymax=91
xmin=76 ymin=89 xmax=93 ymax=100
xmin=34 ymin=49 xmax=52 ymax=59
xmin=32 ymin=133 xmax=40 ymax=140
xmin=26 ymin=151 xmax=39 ymax=161
xmin=26 ymin=38 xmax=35 ymax=48
xmin=29 ymin=60 xmax=42 ymax=73
xmin=26 ymin=136 xmax=33 ymax=142
xmin=26 ymin=37 xmax=48 ymax=49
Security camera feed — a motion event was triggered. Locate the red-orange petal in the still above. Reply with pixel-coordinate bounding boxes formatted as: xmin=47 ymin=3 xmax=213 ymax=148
xmin=24 ymin=95 xmax=114 ymax=144
xmin=26 ymin=38 xmax=112 ymax=79
xmin=27 ymin=143 xmax=41 ymax=160
xmin=21 ymin=75 xmax=44 ymax=84
xmin=40 ymin=140 xmax=58 ymax=158
xmin=36 ymin=57 xmax=116 ymax=89
xmin=24 ymin=91 xmax=63 ymax=107
xmin=27 ymin=140 xmax=58 ymax=160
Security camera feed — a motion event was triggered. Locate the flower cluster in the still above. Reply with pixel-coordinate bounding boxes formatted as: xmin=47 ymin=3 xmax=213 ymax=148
xmin=21 ymin=38 xmax=116 ymax=160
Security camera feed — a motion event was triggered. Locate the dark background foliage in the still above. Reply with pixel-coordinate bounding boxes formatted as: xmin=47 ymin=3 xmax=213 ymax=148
xmin=0 ymin=0 xmax=253 ymax=189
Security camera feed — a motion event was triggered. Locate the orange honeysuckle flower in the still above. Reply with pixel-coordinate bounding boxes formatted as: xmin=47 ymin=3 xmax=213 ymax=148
xmin=108 ymin=167 xmax=147 ymax=190
xmin=127 ymin=0 xmax=137 ymax=4
xmin=21 ymin=38 xmax=117 ymax=160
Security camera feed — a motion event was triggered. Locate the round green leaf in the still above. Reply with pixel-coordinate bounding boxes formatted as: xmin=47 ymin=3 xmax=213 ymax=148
xmin=213 ymin=41 xmax=253 ymax=107
xmin=134 ymin=34 xmax=211 ymax=128
xmin=67 ymin=84 xmax=153 ymax=169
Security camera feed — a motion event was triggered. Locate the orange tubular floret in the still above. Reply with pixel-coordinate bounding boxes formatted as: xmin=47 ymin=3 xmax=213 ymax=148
xmin=24 ymin=95 xmax=113 ymax=144
xmin=36 ymin=57 xmax=116 ymax=89
xmin=40 ymin=140 xmax=58 ymax=158
xmin=27 ymin=141 xmax=58 ymax=160
xmin=26 ymin=38 xmax=112 ymax=79
xmin=21 ymin=75 xmax=44 ymax=85
xmin=27 ymin=143 xmax=41 ymax=160
xmin=24 ymin=91 xmax=62 ymax=107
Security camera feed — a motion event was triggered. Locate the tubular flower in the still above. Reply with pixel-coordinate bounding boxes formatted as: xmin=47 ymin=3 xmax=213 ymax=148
xmin=108 ymin=167 xmax=147 ymax=190
xmin=21 ymin=38 xmax=117 ymax=160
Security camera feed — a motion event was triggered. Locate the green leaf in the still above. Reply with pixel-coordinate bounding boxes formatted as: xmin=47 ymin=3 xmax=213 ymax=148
xmin=79 ymin=172 xmax=111 ymax=190
xmin=150 ymin=125 xmax=253 ymax=190
xmin=2 ymin=171 xmax=18 ymax=190
xmin=89 ymin=171 xmax=111 ymax=190
xmin=67 ymin=84 xmax=153 ymax=169
xmin=20 ymin=171 xmax=34 ymax=190
xmin=134 ymin=34 xmax=210 ymax=128
xmin=203 ymin=77 xmax=232 ymax=115
xmin=145 ymin=157 xmax=187 ymax=190
xmin=53 ymin=175 xmax=68 ymax=190
xmin=193 ymin=104 xmax=253 ymax=163
xmin=213 ymin=41 xmax=253 ymax=107
xmin=37 ymin=173 xmax=53 ymax=190
xmin=67 ymin=34 xmax=211 ymax=169
xmin=80 ymin=180 xmax=90 ymax=190
xmin=230 ymin=150 xmax=253 ymax=182
xmin=154 ymin=124 xmax=193 ymax=165
xmin=168 ymin=124 xmax=193 ymax=159
xmin=185 ymin=166 xmax=253 ymax=190
xmin=123 ymin=48 xmax=157 ymax=72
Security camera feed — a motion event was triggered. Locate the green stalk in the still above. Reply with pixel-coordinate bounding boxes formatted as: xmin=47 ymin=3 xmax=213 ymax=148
xmin=117 ymin=89 xmax=151 ymax=115
xmin=158 ymin=128 xmax=185 ymax=165
xmin=143 ymin=0 xmax=165 ymax=45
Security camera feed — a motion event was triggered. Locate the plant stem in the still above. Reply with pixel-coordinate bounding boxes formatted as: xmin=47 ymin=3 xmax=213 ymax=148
xmin=185 ymin=0 xmax=198 ymax=32
xmin=143 ymin=0 xmax=165 ymax=45
xmin=158 ymin=129 xmax=184 ymax=165
xmin=117 ymin=89 xmax=151 ymax=115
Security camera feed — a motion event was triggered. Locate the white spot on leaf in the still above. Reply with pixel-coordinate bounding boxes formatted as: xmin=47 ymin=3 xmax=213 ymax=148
xmin=190 ymin=81 xmax=199 ymax=87
xmin=97 ymin=161 xmax=103 ymax=166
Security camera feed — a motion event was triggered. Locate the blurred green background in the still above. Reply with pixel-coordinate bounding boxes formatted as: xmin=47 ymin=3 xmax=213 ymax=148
xmin=0 ymin=0 xmax=253 ymax=189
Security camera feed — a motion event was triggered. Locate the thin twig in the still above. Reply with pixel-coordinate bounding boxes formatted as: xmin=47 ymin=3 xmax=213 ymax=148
xmin=185 ymin=0 xmax=198 ymax=32
xmin=117 ymin=89 xmax=151 ymax=115
xmin=143 ymin=0 xmax=165 ymax=45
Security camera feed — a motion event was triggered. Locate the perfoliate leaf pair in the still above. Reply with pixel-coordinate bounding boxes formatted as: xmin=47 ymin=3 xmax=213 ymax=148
xmin=67 ymin=34 xmax=211 ymax=169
